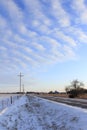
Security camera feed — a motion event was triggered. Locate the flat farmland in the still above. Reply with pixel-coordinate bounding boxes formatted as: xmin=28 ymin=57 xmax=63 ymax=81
xmin=37 ymin=93 xmax=87 ymax=109
xmin=38 ymin=93 xmax=87 ymax=99
xmin=0 ymin=94 xmax=22 ymax=100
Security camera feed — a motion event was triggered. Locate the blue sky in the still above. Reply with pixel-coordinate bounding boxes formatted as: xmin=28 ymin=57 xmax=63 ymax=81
xmin=0 ymin=0 xmax=87 ymax=92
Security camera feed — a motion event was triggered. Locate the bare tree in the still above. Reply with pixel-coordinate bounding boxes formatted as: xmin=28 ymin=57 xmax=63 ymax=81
xmin=65 ymin=79 xmax=84 ymax=98
xmin=71 ymin=80 xmax=84 ymax=90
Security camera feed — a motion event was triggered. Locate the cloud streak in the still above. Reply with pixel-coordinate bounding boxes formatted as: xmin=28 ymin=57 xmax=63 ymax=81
xmin=72 ymin=0 xmax=87 ymax=24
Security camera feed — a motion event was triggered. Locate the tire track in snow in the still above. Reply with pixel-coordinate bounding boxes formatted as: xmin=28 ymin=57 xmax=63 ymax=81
xmin=27 ymin=95 xmax=68 ymax=130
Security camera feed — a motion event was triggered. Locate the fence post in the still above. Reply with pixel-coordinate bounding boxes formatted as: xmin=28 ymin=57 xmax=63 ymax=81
xmin=2 ymin=100 xmax=4 ymax=109
xmin=10 ymin=96 xmax=12 ymax=104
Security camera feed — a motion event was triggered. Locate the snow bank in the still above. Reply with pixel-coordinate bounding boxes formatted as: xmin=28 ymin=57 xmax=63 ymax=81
xmin=0 ymin=95 xmax=87 ymax=130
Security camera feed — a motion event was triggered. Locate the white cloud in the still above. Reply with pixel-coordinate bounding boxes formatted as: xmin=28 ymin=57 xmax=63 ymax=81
xmin=63 ymin=45 xmax=76 ymax=58
xmin=13 ymin=57 xmax=28 ymax=69
xmin=0 ymin=0 xmax=23 ymax=24
xmin=41 ymin=36 xmax=61 ymax=47
xmin=23 ymin=0 xmax=51 ymax=26
xmin=0 ymin=0 xmax=38 ymax=38
xmin=23 ymin=47 xmax=33 ymax=53
xmin=32 ymin=42 xmax=45 ymax=51
xmin=0 ymin=46 xmax=7 ymax=51
xmin=66 ymin=27 xmax=87 ymax=44
xmin=50 ymin=29 xmax=77 ymax=47
xmin=51 ymin=0 xmax=70 ymax=27
xmin=0 ymin=15 xmax=7 ymax=29
xmin=0 ymin=0 xmax=86 ymax=72
xmin=72 ymin=0 xmax=87 ymax=24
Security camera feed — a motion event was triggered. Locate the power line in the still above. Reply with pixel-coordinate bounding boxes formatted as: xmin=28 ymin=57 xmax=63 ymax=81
xmin=18 ymin=72 xmax=24 ymax=93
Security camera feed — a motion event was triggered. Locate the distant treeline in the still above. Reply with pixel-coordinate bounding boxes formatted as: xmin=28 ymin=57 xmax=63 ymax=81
xmin=26 ymin=91 xmax=47 ymax=94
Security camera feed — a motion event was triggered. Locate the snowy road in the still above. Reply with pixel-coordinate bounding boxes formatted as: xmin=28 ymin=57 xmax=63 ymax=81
xmin=0 ymin=95 xmax=87 ymax=130
xmin=38 ymin=95 xmax=87 ymax=108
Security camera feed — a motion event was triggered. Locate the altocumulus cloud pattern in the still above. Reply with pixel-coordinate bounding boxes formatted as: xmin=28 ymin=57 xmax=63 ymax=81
xmin=0 ymin=0 xmax=87 ymax=72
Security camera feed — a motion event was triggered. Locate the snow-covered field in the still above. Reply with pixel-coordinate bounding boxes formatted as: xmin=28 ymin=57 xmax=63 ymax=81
xmin=0 ymin=94 xmax=21 ymax=112
xmin=0 ymin=95 xmax=87 ymax=130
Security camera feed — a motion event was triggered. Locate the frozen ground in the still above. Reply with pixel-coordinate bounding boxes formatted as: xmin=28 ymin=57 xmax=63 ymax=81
xmin=0 ymin=95 xmax=87 ymax=130
xmin=0 ymin=95 xmax=21 ymax=112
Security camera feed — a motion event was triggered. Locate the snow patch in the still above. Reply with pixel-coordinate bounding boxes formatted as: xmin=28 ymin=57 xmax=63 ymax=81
xmin=0 ymin=95 xmax=87 ymax=130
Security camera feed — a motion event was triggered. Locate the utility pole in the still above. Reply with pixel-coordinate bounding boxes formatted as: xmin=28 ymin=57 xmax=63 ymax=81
xmin=22 ymin=84 xmax=25 ymax=93
xmin=18 ymin=72 xmax=24 ymax=93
